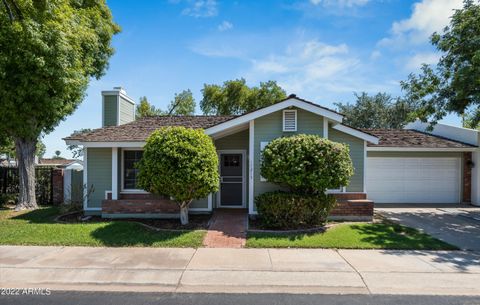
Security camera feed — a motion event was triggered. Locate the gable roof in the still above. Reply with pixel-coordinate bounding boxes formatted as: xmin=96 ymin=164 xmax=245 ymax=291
xmin=64 ymin=115 xmax=235 ymax=143
xmin=204 ymin=95 xmax=345 ymax=136
xmin=363 ymin=129 xmax=477 ymax=150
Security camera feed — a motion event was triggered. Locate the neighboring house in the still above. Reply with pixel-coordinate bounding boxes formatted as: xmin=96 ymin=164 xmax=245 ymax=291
xmin=64 ymin=87 xmax=479 ymax=219
xmin=37 ymin=158 xmax=82 ymax=168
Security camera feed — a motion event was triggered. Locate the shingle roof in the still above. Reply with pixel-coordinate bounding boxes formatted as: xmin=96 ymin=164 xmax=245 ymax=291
xmin=38 ymin=159 xmax=78 ymax=166
xmin=363 ymin=129 xmax=476 ymax=148
xmin=64 ymin=115 xmax=236 ymax=142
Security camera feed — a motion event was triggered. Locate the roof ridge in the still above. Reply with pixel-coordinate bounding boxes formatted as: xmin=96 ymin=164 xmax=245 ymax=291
xmin=406 ymin=129 xmax=478 ymax=148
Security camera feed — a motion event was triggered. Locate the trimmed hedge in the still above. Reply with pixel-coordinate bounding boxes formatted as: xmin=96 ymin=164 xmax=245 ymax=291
xmin=261 ymin=134 xmax=354 ymax=194
xmin=255 ymin=191 xmax=336 ymax=229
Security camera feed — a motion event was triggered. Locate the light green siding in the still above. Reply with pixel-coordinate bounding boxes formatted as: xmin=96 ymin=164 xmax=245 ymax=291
xmin=119 ymin=96 xmax=135 ymax=125
xmin=253 ymin=109 xmax=327 ymax=211
xmin=103 ymin=95 xmax=118 ymax=127
xmin=213 ymin=129 xmax=249 ymax=208
xmin=86 ymin=148 xmax=112 ymax=209
xmin=329 ymin=128 xmax=364 ymax=192
xmin=191 ymin=197 xmax=208 ymax=209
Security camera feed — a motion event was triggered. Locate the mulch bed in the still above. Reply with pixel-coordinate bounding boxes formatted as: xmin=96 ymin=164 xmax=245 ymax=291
xmin=57 ymin=211 xmax=211 ymax=230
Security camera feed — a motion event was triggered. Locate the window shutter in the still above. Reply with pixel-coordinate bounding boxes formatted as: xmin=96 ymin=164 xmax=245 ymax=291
xmin=283 ymin=110 xmax=297 ymax=132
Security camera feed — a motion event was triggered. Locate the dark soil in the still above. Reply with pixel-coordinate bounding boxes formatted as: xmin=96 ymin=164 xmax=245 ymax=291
xmin=57 ymin=211 xmax=211 ymax=230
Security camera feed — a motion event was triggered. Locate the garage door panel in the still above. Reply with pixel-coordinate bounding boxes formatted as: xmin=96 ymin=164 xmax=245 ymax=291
xmin=367 ymin=157 xmax=460 ymax=204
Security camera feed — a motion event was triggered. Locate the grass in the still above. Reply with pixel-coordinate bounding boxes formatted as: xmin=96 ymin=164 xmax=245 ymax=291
xmin=0 ymin=207 xmax=205 ymax=248
xmin=246 ymin=222 xmax=458 ymax=250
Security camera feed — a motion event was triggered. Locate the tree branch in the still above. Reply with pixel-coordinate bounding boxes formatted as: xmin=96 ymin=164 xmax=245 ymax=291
xmin=2 ymin=0 xmax=14 ymax=22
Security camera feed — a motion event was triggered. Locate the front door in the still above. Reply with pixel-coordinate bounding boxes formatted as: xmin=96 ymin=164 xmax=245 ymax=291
xmin=219 ymin=153 xmax=244 ymax=207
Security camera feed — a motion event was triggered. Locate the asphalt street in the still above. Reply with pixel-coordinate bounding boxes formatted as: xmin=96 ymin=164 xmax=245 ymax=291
xmin=1 ymin=291 xmax=480 ymax=305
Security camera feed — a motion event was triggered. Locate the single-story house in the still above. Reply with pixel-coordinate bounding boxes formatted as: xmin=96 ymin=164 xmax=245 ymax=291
xmin=64 ymin=87 xmax=479 ymax=219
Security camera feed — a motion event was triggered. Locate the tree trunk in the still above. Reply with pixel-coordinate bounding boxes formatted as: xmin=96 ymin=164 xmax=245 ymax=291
xmin=180 ymin=206 xmax=189 ymax=225
xmin=14 ymin=137 xmax=38 ymax=210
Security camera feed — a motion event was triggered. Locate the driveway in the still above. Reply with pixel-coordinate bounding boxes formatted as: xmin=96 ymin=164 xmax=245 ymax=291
xmin=376 ymin=203 xmax=480 ymax=251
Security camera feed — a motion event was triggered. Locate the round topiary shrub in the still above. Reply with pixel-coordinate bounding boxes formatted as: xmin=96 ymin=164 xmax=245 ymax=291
xmin=255 ymin=191 xmax=336 ymax=229
xmin=261 ymin=134 xmax=354 ymax=194
xmin=137 ymin=127 xmax=219 ymax=225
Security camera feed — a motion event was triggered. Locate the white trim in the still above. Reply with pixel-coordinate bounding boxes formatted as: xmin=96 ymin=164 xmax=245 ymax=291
xmin=217 ymin=150 xmax=247 ymax=208
xmin=323 ymin=118 xmax=328 ymax=138
xmin=83 ymin=148 xmax=88 ymax=210
xmin=363 ymin=141 xmax=367 ymax=193
xmin=112 ymin=148 xmax=118 ymax=200
xmin=367 ymin=147 xmax=477 ymax=152
xmin=249 ymin=120 xmax=254 ymax=215
xmin=116 ymin=94 xmax=120 ymax=126
xmin=105 ymin=190 xmax=112 ymax=200
xmin=208 ymin=193 xmax=212 ymax=211
xmin=282 ymin=109 xmax=297 ymax=132
xmin=84 ymin=208 xmax=102 ymax=211
xmin=326 ymin=187 xmax=346 ymax=193
xmin=121 ymin=148 xmax=145 ymax=193
xmin=205 ymin=98 xmax=344 ymax=137
xmin=332 ymin=124 xmax=379 ymax=144
xmin=102 ymin=90 xmax=136 ymax=105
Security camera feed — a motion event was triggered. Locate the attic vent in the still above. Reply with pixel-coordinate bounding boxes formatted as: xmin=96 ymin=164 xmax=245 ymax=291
xmin=283 ymin=110 xmax=297 ymax=132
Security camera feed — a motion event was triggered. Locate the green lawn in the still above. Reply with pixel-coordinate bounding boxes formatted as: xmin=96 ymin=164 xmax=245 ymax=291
xmin=247 ymin=222 xmax=458 ymax=250
xmin=0 ymin=207 xmax=205 ymax=247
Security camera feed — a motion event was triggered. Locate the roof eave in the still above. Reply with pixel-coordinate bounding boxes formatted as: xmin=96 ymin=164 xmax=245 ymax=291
xmin=367 ymin=146 xmax=477 ymax=152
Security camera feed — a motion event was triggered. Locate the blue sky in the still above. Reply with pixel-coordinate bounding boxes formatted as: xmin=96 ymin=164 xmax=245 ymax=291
xmin=44 ymin=0 xmax=464 ymax=158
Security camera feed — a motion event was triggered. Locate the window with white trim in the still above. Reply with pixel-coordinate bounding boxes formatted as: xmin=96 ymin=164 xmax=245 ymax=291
xmin=260 ymin=141 xmax=269 ymax=182
xmin=283 ymin=109 xmax=297 ymax=132
xmin=123 ymin=150 xmax=143 ymax=190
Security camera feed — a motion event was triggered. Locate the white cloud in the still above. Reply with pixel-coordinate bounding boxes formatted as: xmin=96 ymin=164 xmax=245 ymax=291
xmin=182 ymin=0 xmax=218 ymax=18
xmin=218 ymin=21 xmax=233 ymax=31
xmin=243 ymin=39 xmax=391 ymax=97
xmin=310 ymin=0 xmax=370 ymax=7
xmin=381 ymin=0 xmax=463 ymax=46
xmin=406 ymin=52 xmax=441 ymax=70
xmin=370 ymin=50 xmax=381 ymax=60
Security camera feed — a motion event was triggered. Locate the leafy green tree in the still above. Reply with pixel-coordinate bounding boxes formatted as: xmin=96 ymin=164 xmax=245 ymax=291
xmin=261 ymin=134 xmax=354 ymax=194
xmin=67 ymin=128 xmax=92 ymax=158
xmin=135 ymin=96 xmax=162 ymax=119
xmin=137 ymin=127 xmax=219 ymax=225
xmin=52 ymin=150 xmax=64 ymax=160
xmin=335 ymin=92 xmax=417 ymax=129
xmin=0 ymin=136 xmax=46 ymax=160
xmin=0 ymin=0 xmax=119 ymax=209
xmin=167 ymin=89 xmax=196 ymax=116
xmin=401 ymin=0 xmax=480 ymax=126
xmin=200 ymin=79 xmax=287 ymax=115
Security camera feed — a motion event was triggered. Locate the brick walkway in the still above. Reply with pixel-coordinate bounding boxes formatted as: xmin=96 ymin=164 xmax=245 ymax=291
xmin=203 ymin=209 xmax=247 ymax=248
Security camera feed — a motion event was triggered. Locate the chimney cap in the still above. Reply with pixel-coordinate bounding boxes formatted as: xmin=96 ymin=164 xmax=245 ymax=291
xmin=113 ymin=86 xmax=126 ymax=94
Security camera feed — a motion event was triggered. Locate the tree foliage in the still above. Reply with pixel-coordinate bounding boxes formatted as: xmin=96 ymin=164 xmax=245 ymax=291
xmin=67 ymin=128 xmax=92 ymax=158
xmin=200 ymin=79 xmax=287 ymax=115
xmin=167 ymin=89 xmax=196 ymax=116
xmin=401 ymin=0 xmax=480 ymax=126
xmin=0 ymin=0 xmax=119 ymax=209
xmin=335 ymin=92 xmax=417 ymax=129
xmin=135 ymin=96 xmax=162 ymax=119
xmin=261 ymin=135 xmax=354 ymax=194
xmin=137 ymin=127 xmax=219 ymax=225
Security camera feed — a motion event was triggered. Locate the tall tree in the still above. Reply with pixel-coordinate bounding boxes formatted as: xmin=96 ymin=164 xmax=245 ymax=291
xmin=335 ymin=92 xmax=417 ymax=129
xmin=200 ymin=79 xmax=287 ymax=115
xmin=52 ymin=150 xmax=64 ymax=160
xmin=167 ymin=89 xmax=196 ymax=116
xmin=0 ymin=0 xmax=119 ymax=210
xmin=401 ymin=0 xmax=480 ymax=126
xmin=135 ymin=96 xmax=161 ymax=119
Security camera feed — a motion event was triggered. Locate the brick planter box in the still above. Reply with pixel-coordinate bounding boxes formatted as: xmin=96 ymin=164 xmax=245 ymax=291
xmin=329 ymin=193 xmax=374 ymax=221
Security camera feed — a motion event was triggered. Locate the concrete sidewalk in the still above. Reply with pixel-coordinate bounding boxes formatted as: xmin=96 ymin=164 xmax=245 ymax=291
xmin=1 ymin=246 xmax=479 ymax=295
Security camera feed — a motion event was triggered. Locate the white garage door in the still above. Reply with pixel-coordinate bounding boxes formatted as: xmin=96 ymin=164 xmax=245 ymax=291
xmin=367 ymin=157 xmax=461 ymax=203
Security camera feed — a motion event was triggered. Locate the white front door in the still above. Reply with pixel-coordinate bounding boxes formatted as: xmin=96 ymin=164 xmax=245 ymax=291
xmin=366 ymin=157 xmax=461 ymax=204
xmin=218 ymin=151 xmax=246 ymax=208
